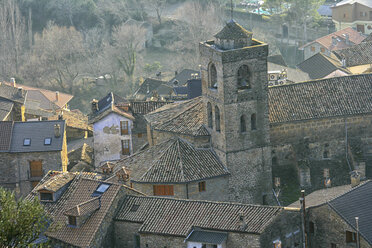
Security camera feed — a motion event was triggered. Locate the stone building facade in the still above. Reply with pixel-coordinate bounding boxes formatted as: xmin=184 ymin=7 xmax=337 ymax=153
xmin=199 ymin=21 xmax=273 ymax=204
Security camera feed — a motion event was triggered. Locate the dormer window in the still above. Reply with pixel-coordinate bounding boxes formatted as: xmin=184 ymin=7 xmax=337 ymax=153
xmin=40 ymin=192 xmax=53 ymax=201
xmin=23 ymin=138 xmax=31 ymax=146
xmin=92 ymin=183 xmax=110 ymax=196
xmin=44 ymin=138 xmax=52 ymax=145
xmin=68 ymin=216 xmax=77 ymax=227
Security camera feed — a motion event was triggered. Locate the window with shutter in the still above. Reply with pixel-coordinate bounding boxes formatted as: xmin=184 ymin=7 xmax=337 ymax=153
xmin=121 ymin=140 xmax=130 ymax=155
xmin=120 ymin=121 xmax=129 ymax=135
xmin=153 ymin=185 xmax=174 ymax=196
xmin=30 ymin=161 xmax=43 ymax=178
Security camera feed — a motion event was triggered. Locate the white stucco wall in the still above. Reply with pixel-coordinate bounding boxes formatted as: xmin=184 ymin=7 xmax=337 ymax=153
xmin=93 ymin=112 xmax=133 ymax=168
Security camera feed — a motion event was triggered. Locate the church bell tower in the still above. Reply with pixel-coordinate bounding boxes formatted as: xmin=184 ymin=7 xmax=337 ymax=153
xmin=199 ymin=20 xmax=273 ymax=204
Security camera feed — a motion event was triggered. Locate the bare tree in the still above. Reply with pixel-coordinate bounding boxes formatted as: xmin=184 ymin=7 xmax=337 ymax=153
xmin=0 ymin=0 xmax=26 ymax=78
xmin=148 ymin=0 xmax=166 ymax=25
xmin=23 ymin=24 xmax=86 ymax=93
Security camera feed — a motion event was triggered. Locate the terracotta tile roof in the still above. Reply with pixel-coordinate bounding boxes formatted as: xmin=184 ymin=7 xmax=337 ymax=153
xmin=46 ymin=178 xmax=121 ymax=247
xmin=0 ymin=82 xmax=26 ymax=104
xmin=0 ymin=99 xmax=13 ymax=121
xmin=64 ymin=197 xmax=101 ymax=217
xmin=116 ymin=195 xmax=283 ymax=236
xmin=300 ymin=27 xmax=366 ymax=51
xmin=332 ymin=41 xmax=372 ymax=67
xmin=128 ymin=101 xmax=170 ymax=114
xmin=3 ymin=82 xmax=73 ymax=109
xmin=49 ymin=109 xmax=92 ymax=131
xmin=215 ymin=20 xmax=252 ymax=40
xmin=89 ymin=104 xmax=134 ymax=124
xmin=0 ymin=121 xmax=13 ymax=151
xmin=111 ymin=137 xmax=229 ymax=184
xmin=36 ymin=173 xmax=75 ymax=192
xmin=334 ymin=0 xmax=372 ymax=8
xmin=145 ymin=96 xmax=209 ymax=137
xmin=135 ymin=138 xmax=229 ymax=183
xmin=297 ymin=53 xmax=350 ymax=79
xmin=268 ymin=74 xmax=372 ymax=123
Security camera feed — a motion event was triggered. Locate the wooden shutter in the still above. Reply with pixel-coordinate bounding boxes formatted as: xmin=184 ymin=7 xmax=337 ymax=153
xmin=121 ymin=140 xmax=130 ymax=155
xmin=153 ymin=185 xmax=174 ymax=196
xmin=30 ymin=161 xmax=43 ymax=177
xmin=120 ymin=121 xmax=129 ymax=135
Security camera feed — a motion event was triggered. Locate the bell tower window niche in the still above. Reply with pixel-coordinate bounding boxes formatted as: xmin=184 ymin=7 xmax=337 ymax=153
xmin=237 ymin=65 xmax=251 ymax=90
xmin=209 ymin=63 xmax=218 ymax=89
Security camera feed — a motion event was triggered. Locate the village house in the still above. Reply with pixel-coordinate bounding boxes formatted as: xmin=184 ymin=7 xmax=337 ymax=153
xmin=114 ymin=195 xmax=301 ymax=248
xmin=0 ymin=81 xmax=26 ymax=121
xmin=0 ymin=120 xmax=68 ymax=197
xmin=299 ymin=27 xmax=366 ymax=61
xmin=289 ymin=180 xmax=372 ymax=248
xmin=89 ymin=92 xmax=170 ymax=168
xmin=26 ymin=171 xmax=144 ymax=248
xmin=332 ymin=0 xmax=372 ymax=34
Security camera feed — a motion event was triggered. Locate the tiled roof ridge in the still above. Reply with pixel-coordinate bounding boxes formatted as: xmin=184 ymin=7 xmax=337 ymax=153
xmin=176 ymin=138 xmax=186 ymax=182
xmin=148 ymin=97 xmax=197 ymax=116
xmin=137 ymin=138 xmax=180 ymax=182
xmin=125 ymin=194 xmax=283 ymax=209
xmin=12 ymin=119 xmax=65 ymax=124
xmin=64 ymin=196 xmax=101 ymax=215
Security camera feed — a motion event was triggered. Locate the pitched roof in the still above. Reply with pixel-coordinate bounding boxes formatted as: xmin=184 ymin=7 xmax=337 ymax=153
xmin=300 ymin=27 xmax=366 ymax=51
xmin=215 ymin=20 xmax=252 ymax=40
xmin=268 ymin=62 xmax=310 ymax=83
xmin=64 ymin=197 xmax=101 ymax=217
xmin=332 ymin=41 xmax=372 ymax=67
xmin=89 ymin=104 xmax=134 ymax=124
xmin=168 ymin=69 xmax=200 ymax=86
xmin=133 ymin=78 xmax=167 ymax=98
xmin=128 ymin=101 xmax=170 ymax=115
xmin=49 ymin=109 xmax=92 ymax=131
xmin=0 ymin=121 xmax=13 ymax=151
xmin=36 ymin=172 xmax=75 ymax=193
xmin=334 ymin=0 xmax=372 ymax=8
xmin=145 ymin=96 xmax=209 ymax=137
xmin=116 ymin=195 xmax=283 ymax=236
xmin=7 ymin=120 xmax=65 ymax=153
xmin=267 ymin=54 xmax=287 ymax=67
xmin=328 ymin=181 xmax=372 ymax=245
xmin=268 ymin=74 xmax=372 ymax=123
xmin=3 ymin=82 xmax=73 ymax=109
xmin=0 ymin=99 xmax=14 ymax=121
xmin=111 ymin=137 xmax=229 ymax=184
xmin=297 ymin=53 xmax=350 ymax=79
xmin=186 ymin=229 xmax=228 ymax=244
xmin=0 ymin=83 xmax=26 ymax=104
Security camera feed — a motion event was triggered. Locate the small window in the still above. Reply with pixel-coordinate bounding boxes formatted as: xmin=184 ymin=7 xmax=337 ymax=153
xmin=207 ymin=102 xmax=213 ymax=129
xmin=137 ymin=133 xmax=142 ymax=138
xmin=237 ymin=65 xmax=251 ymax=89
xmin=120 ymin=121 xmax=129 ymax=135
xmin=240 ymin=115 xmax=247 ymax=132
xmin=23 ymin=138 xmax=31 ymax=146
xmin=209 ymin=63 xmax=217 ymax=89
xmin=262 ymin=194 xmax=268 ymax=205
xmin=44 ymin=138 xmax=52 ymax=145
xmin=145 ymin=244 xmax=149 ymax=248
xmin=251 ymin=113 xmax=257 ymax=130
xmin=311 ymin=46 xmax=315 ymax=52
xmin=343 ymin=13 xmax=347 ymax=18
xmin=320 ymin=47 xmax=325 ymax=53
xmin=198 ymin=181 xmax=206 ymax=192
xmin=323 ymin=150 xmax=329 ymax=159
xmin=96 ymin=183 xmax=110 ymax=193
xmin=309 ymin=221 xmax=315 ymax=234
xmin=272 ymin=157 xmax=278 ymax=166
xmin=130 ymin=204 xmax=140 ymax=212
xmin=68 ymin=216 xmax=77 ymax=226
xmin=122 ymin=140 xmax=130 ymax=155
xmin=346 ymin=231 xmax=357 ymax=243
xmin=215 ymin=106 xmax=221 ymax=132
xmin=40 ymin=192 xmax=53 ymax=201
xmin=331 ymin=243 xmax=337 ymax=248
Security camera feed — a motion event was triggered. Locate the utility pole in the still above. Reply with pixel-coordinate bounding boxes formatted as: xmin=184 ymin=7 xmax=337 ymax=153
xmin=300 ymin=190 xmax=307 ymax=248
xmin=355 ymin=217 xmax=360 ymax=248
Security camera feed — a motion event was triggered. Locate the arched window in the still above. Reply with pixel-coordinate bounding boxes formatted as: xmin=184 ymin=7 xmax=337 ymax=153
xmin=251 ymin=113 xmax=257 ymax=130
xmin=215 ymin=106 xmax=221 ymax=132
xmin=207 ymin=102 xmax=213 ymax=128
xmin=240 ymin=115 xmax=246 ymax=133
xmin=209 ymin=63 xmax=217 ymax=89
xmin=237 ymin=65 xmax=251 ymax=89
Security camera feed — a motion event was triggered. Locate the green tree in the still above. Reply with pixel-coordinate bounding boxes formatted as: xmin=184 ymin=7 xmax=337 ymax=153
xmin=0 ymin=187 xmax=49 ymax=247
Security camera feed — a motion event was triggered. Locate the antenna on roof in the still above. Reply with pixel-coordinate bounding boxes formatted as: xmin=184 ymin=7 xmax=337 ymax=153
xmin=230 ymin=0 xmax=234 ymax=20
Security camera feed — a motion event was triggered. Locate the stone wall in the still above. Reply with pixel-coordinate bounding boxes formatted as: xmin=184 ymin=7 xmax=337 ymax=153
xmin=140 ymin=234 xmax=185 ymax=248
xmin=114 ymin=221 xmax=142 ymax=248
xmin=0 ymin=151 xmax=64 ymax=198
xmin=133 ymin=176 xmax=229 ymax=201
xmin=147 ymin=128 xmax=210 ymax=148
xmin=307 ymin=204 xmax=370 ymax=248
xmin=132 ymin=132 xmax=148 ymax=152
xmin=260 ymin=209 xmax=302 ymax=248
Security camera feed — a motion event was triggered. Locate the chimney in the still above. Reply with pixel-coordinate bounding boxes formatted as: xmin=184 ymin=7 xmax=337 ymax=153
xmin=91 ymin=99 xmax=99 ymax=113
xmin=332 ymin=36 xmax=338 ymax=46
xmin=341 ymin=58 xmax=346 ymax=68
xmin=55 ymin=91 xmax=59 ymax=101
xmin=10 ymin=77 xmax=16 ymax=87
xmin=351 ymin=170 xmax=360 ymax=187
xmin=54 ymin=124 xmax=61 ymax=138
xmin=17 ymin=87 xmax=23 ymax=97
xmin=238 ymin=211 xmax=247 ymax=230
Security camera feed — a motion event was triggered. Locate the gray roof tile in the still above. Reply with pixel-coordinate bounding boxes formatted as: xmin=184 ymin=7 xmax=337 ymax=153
xmin=0 ymin=99 xmax=14 ymax=121
xmin=332 ymin=41 xmax=372 ymax=67
xmin=0 ymin=121 xmax=13 ymax=151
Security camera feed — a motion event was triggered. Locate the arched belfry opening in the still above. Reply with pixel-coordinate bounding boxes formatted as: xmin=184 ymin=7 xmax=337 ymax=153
xmin=207 ymin=102 xmax=213 ymax=128
xmin=209 ymin=63 xmax=217 ymax=89
xmin=237 ymin=65 xmax=251 ymax=89
xmin=251 ymin=113 xmax=257 ymax=130
xmin=240 ymin=115 xmax=246 ymax=132
xmin=215 ymin=106 xmax=221 ymax=132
